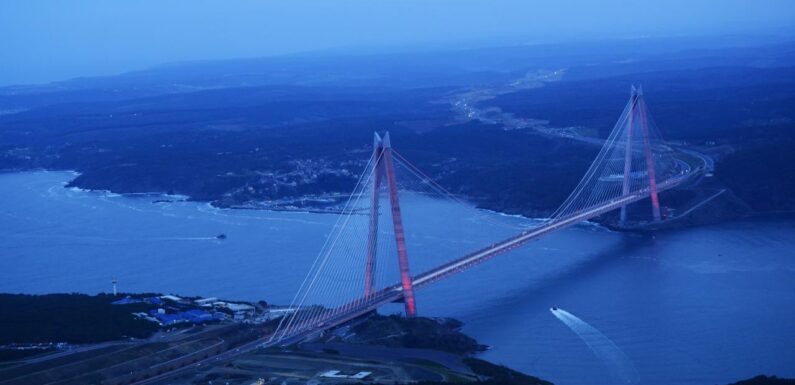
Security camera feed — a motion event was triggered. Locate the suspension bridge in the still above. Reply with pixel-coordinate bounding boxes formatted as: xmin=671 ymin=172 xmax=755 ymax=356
xmin=267 ymin=86 xmax=706 ymax=346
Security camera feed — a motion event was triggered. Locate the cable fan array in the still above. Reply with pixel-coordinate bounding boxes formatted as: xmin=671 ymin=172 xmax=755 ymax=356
xmin=271 ymin=87 xmax=689 ymax=344
xmin=550 ymin=86 xmax=681 ymax=224
xmin=271 ymin=133 xmax=525 ymax=342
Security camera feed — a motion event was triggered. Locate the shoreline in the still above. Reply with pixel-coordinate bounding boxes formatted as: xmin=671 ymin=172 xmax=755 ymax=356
xmin=2 ymin=168 xmax=556 ymax=221
xmin=3 ymin=168 xmax=787 ymax=233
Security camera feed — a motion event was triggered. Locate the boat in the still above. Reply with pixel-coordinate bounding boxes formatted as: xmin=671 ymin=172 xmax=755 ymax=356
xmin=216 ymin=233 xmax=227 ymax=240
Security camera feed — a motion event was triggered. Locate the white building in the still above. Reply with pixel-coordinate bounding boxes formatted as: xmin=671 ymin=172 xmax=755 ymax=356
xmin=194 ymin=297 xmax=218 ymax=306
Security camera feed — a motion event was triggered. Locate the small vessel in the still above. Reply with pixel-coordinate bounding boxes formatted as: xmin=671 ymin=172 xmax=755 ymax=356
xmin=216 ymin=233 xmax=227 ymax=240
xmin=551 ymin=307 xmax=558 ymax=311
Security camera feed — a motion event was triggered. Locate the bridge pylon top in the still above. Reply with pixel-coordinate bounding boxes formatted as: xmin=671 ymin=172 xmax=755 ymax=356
xmin=373 ymin=132 xmax=382 ymax=147
xmin=382 ymin=131 xmax=392 ymax=148
xmin=373 ymin=131 xmax=392 ymax=149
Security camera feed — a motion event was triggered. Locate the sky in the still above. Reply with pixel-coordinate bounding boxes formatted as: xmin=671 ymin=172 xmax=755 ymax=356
xmin=1 ymin=0 xmax=794 ymax=86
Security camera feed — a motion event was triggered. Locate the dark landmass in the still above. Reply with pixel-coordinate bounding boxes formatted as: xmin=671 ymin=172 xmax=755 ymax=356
xmin=0 ymin=293 xmax=552 ymax=385
xmin=0 ymin=291 xmax=274 ymax=370
xmin=726 ymin=375 xmax=795 ymax=385
xmin=378 ymin=358 xmax=554 ymax=385
xmin=305 ymin=313 xmax=551 ymax=384
xmin=488 ymin=65 xmax=795 ymax=142
xmin=0 ymin=293 xmax=789 ymax=385
xmin=341 ymin=313 xmax=487 ymax=355
xmin=0 ymin=322 xmax=265 ymax=385
xmin=485 ymin=63 xmax=795 ymax=214
xmin=0 ymin=347 xmax=56 ymax=362
xmin=1 ymin=37 xmax=794 ymax=222
xmin=0 ymin=293 xmax=158 ymax=345
xmin=349 ymin=315 xmax=553 ymax=384
xmin=715 ymin=140 xmax=795 ymax=212
xmin=460 ymin=358 xmax=553 ymax=385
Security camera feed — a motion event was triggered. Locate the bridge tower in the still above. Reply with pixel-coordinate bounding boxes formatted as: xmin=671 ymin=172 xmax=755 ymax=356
xmin=364 ymin=133 xmax=383 ymax=297
xmin=364 ymin=132 xmax=418 ymax=316
xmin=620 ymin=86 xmax=662 ymax=225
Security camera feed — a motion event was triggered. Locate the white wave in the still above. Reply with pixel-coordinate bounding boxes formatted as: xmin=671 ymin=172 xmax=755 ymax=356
xmin=550 ymin=307 xmax=639 ymax=384
xmin=194 ymin=203 xmax=325 ymax=226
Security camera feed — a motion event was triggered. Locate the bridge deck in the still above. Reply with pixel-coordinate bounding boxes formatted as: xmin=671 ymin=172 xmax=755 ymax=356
xmin=269 ymin=169 xmax=698 ymax=346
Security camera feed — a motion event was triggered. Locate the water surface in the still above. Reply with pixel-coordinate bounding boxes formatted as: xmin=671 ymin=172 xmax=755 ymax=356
xmin=1 ymin=171 xmax=793 ymax=385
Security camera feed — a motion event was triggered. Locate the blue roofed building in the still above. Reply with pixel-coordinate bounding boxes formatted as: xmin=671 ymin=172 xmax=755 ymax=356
xmin=182 ymin=309 xmax=213 ymax=323
xmin=147 ymin=309 xmax=216 ymax=325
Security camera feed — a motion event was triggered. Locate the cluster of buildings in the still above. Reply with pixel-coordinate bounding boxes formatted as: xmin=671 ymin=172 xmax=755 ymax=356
xmin=143 ymin=308 xmax=224 ymax=326
xmin=114 ymin=294 xmax=255 ymax=326
xmin=113 ymin=294 xmax=298 ymax=327
xmin=192 ymin=297 xmax=256 ymax=321
xmin=111 ymin=296 xmax=164 ymax=306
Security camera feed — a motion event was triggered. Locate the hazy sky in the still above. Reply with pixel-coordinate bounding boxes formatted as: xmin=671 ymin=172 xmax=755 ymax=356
xmin=1 ymin=0 xmax=794 ymax=86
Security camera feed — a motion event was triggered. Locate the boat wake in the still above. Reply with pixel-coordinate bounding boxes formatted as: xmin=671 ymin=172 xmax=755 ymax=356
xmin=550 ymin=307 xmax=639 ymax=384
